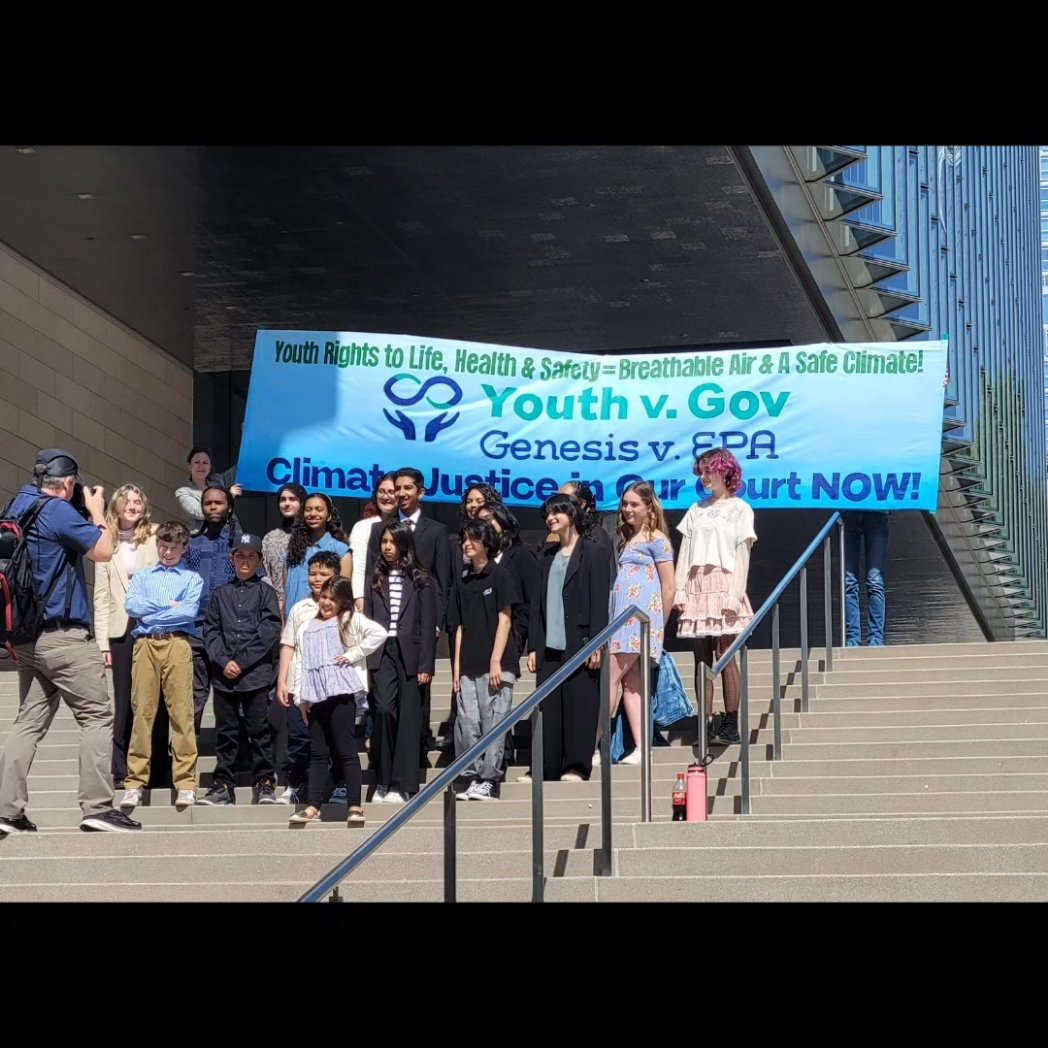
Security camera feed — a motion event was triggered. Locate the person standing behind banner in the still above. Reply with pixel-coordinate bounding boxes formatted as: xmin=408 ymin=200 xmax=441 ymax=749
xmin=261 ymin=482 xmax=307 ymax=617
xmin=842 ymin=510 xmax=891 ymax=647
xmin=364 ymin=520 xmax=437 ymax=804
xmin=284 ymin=493 xmax=352 ymax=612
xmin=351 ymin=473 xmax=397 ymax=608
xmin=599 ymin=481 xmax=676 ymax=766
xmin=93 ymin=483 xmax=171 ymax=790
xmin=673 ymin=449 xmax=757 ymax=747
xmin=0 ymin=448 xmax=140 ymax=835
xmin=175 ymin=447 xmax=241 ymax=531
xmin=521 ymin=493 xmax=613 ymax=784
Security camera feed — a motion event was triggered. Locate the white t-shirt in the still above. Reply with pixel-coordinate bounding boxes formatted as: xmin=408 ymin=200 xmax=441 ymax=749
xmin=676 ymin=496 xmax=756 ymax=573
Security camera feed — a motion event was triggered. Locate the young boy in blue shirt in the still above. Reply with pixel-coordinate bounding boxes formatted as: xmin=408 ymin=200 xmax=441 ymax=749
xmin=121 ymin=520 xmax=203 ymax=810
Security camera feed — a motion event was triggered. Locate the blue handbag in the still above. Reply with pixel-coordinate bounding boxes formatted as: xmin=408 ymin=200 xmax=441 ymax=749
xmin=609 ymin=653 xmax=695 ymax=761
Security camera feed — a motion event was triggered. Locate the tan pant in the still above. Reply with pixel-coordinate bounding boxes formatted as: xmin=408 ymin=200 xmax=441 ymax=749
xmin=0 ymin=627 xmax=113 ymax=818
xmin=127 ymin=636 xmax=198 ymax=791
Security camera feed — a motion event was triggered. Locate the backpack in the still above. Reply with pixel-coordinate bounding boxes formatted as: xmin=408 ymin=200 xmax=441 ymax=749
xmin=0 ymin=496 xmax=68 ymax=659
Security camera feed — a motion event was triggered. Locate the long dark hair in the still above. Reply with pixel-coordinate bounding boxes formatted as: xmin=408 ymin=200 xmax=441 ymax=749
xmin=458 ymin=482 xmax=503 ymax=526
xmin=561 ymin=481 xmax=600 ymax=538
xmin=478 ymin=501 xmax=522 ymax=552
xmin=541 ymin=492 xmax=586 ymax=537
xmin=276 ymin=483 xmax=308 ymax=534
xmin=370 ymin=520 xmax=431 ymax=591
xmin=191 ymin=484 xmax=240 ymax=549
xmin=287 ymin=492 xmax=348 ymax=567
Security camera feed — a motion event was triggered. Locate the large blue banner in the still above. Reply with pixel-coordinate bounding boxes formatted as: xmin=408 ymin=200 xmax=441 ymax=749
xmin=239 ymin=332 xmax=947 ymax=511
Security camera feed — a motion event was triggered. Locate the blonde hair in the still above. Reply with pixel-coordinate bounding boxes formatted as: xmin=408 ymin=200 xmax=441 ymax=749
xmin=106 ymin=484 xmax=155 ymax=547
xmin=616 ymin=481 xmax=668 ymax=549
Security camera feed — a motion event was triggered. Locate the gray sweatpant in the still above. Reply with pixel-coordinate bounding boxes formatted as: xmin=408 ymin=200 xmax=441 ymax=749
xmin=455 ymin=672 xmax=515 ymax=782
xmin=0 ymin=626 xmax=114 ymax=819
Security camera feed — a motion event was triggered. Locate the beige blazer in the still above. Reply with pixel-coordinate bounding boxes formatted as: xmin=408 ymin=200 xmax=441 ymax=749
xmin=93 ymin=528 xmax=160 ymax=652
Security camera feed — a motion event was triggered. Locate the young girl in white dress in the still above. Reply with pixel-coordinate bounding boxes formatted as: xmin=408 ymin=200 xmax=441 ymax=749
xmin=673 ymin=449 xmax=756 ymax=746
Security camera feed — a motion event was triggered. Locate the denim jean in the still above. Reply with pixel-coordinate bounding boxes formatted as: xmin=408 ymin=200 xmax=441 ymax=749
xmin=843 ymin=511 xmax=891 ymax=646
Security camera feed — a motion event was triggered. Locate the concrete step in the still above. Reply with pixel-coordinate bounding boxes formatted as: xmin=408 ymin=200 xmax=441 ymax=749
xmin=815 ymin=680 xmax=1048 ymax=698
xmin=731 ymin=792 xmax=1048 ymax=816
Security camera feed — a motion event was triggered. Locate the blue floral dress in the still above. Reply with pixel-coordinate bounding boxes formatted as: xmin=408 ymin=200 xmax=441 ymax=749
xmin=608 ymin=535 xmax=674 ymax=662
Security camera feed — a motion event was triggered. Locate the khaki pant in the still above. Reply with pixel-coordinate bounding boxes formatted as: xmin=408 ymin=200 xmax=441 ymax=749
xmin=0 ymin=626 xmax=113 ymax=819
xmin=126 ymin=636 xmax=198 ymax=791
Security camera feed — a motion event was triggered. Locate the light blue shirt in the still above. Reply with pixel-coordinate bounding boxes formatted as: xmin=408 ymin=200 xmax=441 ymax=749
xmin=284 ymin=533 xmax=350 ymax=610
xmin=126 ymin=563 xmax=204 ymax=639
xmin=545 ymin=550 xmax=570 ymax=650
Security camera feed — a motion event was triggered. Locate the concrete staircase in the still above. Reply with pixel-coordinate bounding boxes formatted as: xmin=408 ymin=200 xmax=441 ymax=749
xmin=2 ymin=641 xmax=1047 ymax=901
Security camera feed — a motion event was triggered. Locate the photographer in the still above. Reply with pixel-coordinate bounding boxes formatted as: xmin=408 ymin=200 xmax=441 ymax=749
xmin=0 ymin=449 xmax=142 ymax=834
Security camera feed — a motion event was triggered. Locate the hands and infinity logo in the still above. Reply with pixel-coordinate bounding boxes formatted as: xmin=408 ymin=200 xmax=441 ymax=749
xmin=382 ymin=374 xmax=463 ymax=442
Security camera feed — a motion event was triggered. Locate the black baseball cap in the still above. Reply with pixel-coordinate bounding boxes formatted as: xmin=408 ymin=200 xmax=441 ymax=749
xmin=34 ymin=448 xmax=85 ymax=484
xmin=234 ymin=533 xmax=263 ymax=554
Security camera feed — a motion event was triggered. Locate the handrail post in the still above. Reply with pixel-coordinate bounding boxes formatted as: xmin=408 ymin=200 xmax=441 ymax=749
xmin=838 ymin=518 xmax=846 ymax=652
xmin=739 ymin=646 xmax=750 ymax=815
xmin=599 ymin=649 xmax=612 ymax=876
xmin=443 ymin=784 xmax=456 ymax=903
xmin=697 ymin=660 xmax=708 ymax=766
xmin=771 ymin=603 xmax=782 ymax=760
xmin=823 ymin=535 xmax=833 ymax=673
xmin=640 ymin=617 xmax=652 ymax=824
xmin=531 ymin=706 xmax=544 ymax=902
xmin=800 ymin=565 xmax=810 ymax=714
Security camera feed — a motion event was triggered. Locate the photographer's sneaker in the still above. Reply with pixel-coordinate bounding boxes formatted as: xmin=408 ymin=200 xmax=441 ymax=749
xmin=0 ymin=814 xmax=37 ymax=835
xmin=198 ymin=782 xmax=235 ymax=806
xmin=120 ymin=788 xmax=143 ymax=809
xmin=80 ymin=808 xmax=142 ymax=832
xmin=175 ymin=790 xmax=196 ymax=808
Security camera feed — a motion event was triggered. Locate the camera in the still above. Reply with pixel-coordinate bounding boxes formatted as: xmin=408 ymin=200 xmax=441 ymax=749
xmin=71 ymin=483 xmax=91 ymax=521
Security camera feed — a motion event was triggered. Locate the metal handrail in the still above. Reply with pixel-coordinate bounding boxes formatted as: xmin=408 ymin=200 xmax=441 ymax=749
xmin=696 ymin=512 xmax=844 ymax=816
xmin=298 ymin=603 xmax=652 ymax=903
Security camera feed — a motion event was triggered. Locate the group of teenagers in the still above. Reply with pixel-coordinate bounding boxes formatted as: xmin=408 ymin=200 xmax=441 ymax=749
xmin=93 ymin=443 xmax=758 ymax=829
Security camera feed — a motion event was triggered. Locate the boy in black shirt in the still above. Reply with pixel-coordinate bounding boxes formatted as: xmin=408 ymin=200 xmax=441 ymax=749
xmin=199 ymin=533 xmax=282 ymax=805
xmin=449 ymin=519 xmax=518 ymax=801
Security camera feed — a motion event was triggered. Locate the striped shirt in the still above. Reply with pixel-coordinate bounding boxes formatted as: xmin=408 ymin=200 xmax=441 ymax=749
xmin=125 ymin=563 xmax=203 ymax=639
xmin=387 ymin=569 xmax=404 ymax=636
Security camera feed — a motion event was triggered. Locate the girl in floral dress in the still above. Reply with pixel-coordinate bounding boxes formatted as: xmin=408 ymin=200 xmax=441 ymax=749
xmin=602 ymin=482 xmax=676 ymax=765
xmin=673 ymin=449 xmax=757 ymax=746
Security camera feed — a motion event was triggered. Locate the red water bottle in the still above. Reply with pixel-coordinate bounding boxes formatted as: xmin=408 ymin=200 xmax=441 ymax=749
xmin=672 ymin=773 xmax=687 ymax=821
xmin=686 ymin=762 xmax=708 ymax=823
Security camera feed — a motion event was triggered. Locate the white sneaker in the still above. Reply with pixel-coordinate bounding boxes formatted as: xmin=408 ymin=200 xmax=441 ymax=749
xmin=458 ymin=781 xmax=478 ymax=801
xmin=329 ymin=787 xmax=348 ymax=804
xmin=276 ymin=786 xmax=300 ymax=805
xmin=372 ymin=786 xmax=388 ymax=804
xmin=620 ymin=748 xmax=642 ymax=766
xmin=469 ymin=781 xmax=496 ymax=801
xmin=516 ymin=771 xmax=532 ymax=783
xmin=120 ymin=788 xmax=143 ymax=809
xmin=591 ymin=749 xmax=601 ymax=767
xmin=384 ymin=790 xmax=407 ymax=804
xmin=175 ymin=789 xmax=196 ymax=808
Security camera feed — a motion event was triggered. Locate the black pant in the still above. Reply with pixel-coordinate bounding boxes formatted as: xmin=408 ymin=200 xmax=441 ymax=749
xmin=537 ymin=647 xmax=600 ymax=781
xmin=189 ymin=635 xmax=213 ymax=736
xmin=372 ymin=638 xmax=422 ymax=795
xmin=212 ymin=687 xmax=275 ymax=787
xmin=307 ymin=694 xmax=363 ymax=808
xmin=110 ymin=627 xmax=171 ymax=788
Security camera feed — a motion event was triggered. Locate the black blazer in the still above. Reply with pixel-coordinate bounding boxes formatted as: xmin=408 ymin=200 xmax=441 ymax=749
xmin=364 ymin=574 xmax=438 ymax=676
xmin=366 ymin=513 xmax=452 ymax=630
xmin=499 ymin=543 xmax=539 ymax=656
xmin=529 ymin=537 xmax=614 ymax=657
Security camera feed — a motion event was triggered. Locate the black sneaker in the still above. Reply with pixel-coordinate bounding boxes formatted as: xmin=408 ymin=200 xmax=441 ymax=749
xmin=715 ymin=711 xmax=741 ymax=744
xmin=0 ymin=813 xmax=38 ymax=835
xmin=80 ymin=808 xmax=142 ymax=832
xmin=256 ymin=779 xmax=277 ymax=805
xmin=198 ymin=782 xmax=236 ymax=806
xmin=706 ymin=714 xmax=722 ymax=745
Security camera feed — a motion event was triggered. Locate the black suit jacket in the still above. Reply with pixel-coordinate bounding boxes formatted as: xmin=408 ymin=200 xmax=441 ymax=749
xmin=529 ymin=537 xmax=614 ymax=657
xmin=499 ymin=543 xmax=539 ymax=656
xmin=367 ymin=513 xmax=452 ymax=630
xmin=364 ymin=574 xmax=437 ymax=676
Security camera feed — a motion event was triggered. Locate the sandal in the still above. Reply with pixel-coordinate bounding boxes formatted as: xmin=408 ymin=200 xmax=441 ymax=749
xmin=347 ymin=806 xmax=366 ymax=826
xmin=289 ymin=806 xmax=321 ymax=825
